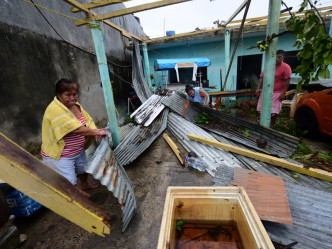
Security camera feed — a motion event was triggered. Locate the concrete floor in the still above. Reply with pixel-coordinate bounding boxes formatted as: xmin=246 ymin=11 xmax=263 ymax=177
xmin=14 ymin=130 xmax=213 ymax=249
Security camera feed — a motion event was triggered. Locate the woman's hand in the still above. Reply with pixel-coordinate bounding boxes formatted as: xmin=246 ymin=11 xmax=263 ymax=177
xmin=95 ymin=129 xmax=107 ymax=142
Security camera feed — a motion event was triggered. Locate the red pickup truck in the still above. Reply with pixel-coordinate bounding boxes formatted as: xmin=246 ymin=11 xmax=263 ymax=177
xmin=295 ymin=88 xmax=332 ymax=137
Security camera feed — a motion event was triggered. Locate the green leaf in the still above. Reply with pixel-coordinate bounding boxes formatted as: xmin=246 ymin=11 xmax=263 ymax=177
xmin=318 ymin=67 xmax=330 ymax=79
xmin=318 ymin=153 xmax=332 ymax=163
xmin=303 ymin=49 xmax=313 ymax=59
xmin=176 ymin=220 xmax=184 ymax=231
xmin=299 ymin=0 xmax=308 ymax=12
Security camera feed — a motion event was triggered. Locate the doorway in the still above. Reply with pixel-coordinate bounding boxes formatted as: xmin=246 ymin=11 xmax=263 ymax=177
xmin=237 ymin=54 xmax=262 ymax=90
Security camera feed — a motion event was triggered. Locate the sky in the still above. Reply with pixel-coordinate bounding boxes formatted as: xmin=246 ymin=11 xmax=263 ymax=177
xmin=124 ymin=0 xmax=332 ymax=38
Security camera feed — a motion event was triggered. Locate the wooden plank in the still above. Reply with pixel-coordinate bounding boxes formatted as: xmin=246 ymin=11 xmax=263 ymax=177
xmin=227 ymin=5 xmax=332 ymax=24
xmin=187 ymin=134 xmax=332 ymax=182
xmin=63 ymin=0 xmax=141 ymax=40
xmin=231 ymin=168 xmax=293 ymax=224
xmin=144 ymin=27 xmax=224 ymax=43
xmin=163 ymin=133 xmax=184 ymax=165
xmin=75 ymin=0 xmax=191 ymax=26
xmin=224 ymin=0 xmax=249 ymax=26
xmin=63 ymin=0 xmax=92 ymax=13
xmin=71 ymin=0 xmax=131 ymax=13
xmin=144 ymin=5 xmax=332 ymax=43
xmin=0 ymin=133 xmax=110 ymax=236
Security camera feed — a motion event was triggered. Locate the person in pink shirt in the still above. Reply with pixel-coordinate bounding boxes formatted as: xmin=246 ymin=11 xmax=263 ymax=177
xmin=256 ymin=50 xmax=292 ymax=128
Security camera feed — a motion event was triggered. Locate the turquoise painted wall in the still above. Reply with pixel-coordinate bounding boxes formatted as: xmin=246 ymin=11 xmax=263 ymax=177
xmin=147 ymin=32 xmax=302 ymax=93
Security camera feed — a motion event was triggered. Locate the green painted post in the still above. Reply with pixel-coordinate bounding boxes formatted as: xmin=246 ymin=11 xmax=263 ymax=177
xmin=329 ymin=17 xmax=332 ymax=78
xmin=89 ymin=22 xmax=121 ymax=147
xmin=224 ymin=29 xmax=231 ymax=109
xmin=260 ymin=0 xmax=282 ymax=128
xmin=142 ymin=43 xmax=152 ymax=87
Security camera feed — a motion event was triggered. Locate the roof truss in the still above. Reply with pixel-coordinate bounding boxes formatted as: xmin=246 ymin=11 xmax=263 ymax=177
xmin=63 ymin=0 xmax=140 ymax=40
xmin=75 ymin=0 xmax=191 ymax=26
xmin=71 ymin=0 xmax=130 ymax=13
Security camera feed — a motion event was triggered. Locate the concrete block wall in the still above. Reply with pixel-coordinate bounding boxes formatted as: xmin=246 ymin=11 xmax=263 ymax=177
xmin=0 ymin=0 xmax=145 ymax=153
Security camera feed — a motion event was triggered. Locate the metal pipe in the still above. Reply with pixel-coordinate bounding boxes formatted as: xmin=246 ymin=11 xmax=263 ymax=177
xmin=89 ymin=21 xmax=121 ymax=146
xmin=329 ymin=16 xmax=332 ymax=77
xmin=260 ymin=0 xmax=282 ymax=128
xmin=224 ymin=29 xmax=231 ymax=108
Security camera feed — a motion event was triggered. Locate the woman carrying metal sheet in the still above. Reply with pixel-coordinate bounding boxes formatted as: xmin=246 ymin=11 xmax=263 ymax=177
xmin=181 ymin=84 xmax=209 ymax=118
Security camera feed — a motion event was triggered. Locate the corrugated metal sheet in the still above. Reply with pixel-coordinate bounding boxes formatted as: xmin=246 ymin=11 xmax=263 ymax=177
xmin=211 ymin=132 xmax=332 ymax=190
xmin=130 ymin=93 xmax=171 ymax=127
xmin=85 ymin=136 xmax=136 ymax=232
xmin=162 ymin=91 xmax=299 ymax=158
xmin=167 ymin=112 xmax=242 ymax=177
xmin=132 ymin=40 xmax=152 ymax=102
xmin=119 ymin=122 xmax=137 ymax=139
xmin=114 ymin=109 xmax=169 ymax=166
xmin=214 ymin=166 xmax=332 ymax=249
xmin=263 ymin=182 xmax=332 ymax=249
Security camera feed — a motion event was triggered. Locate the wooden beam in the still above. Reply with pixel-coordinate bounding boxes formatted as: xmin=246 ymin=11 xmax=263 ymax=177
xmin=75 ymin=0 xmax=191 ymax=26
xmin=224 ymin=0 xmax=249 ymax=26
xmin=227 ymin=5 xmax=332 ymax=25
xmin=144 ymin=27 xmax=224 ymax=43
xmin=187 ymin=134 xmax=332 ymax=182
xmin=71 ymin=0 xmax=131 ymax=13
xmin=0 ymin=133 xmax=110 ymax=236
xmin=143 ymin=5 xmax=332 ymax=43
xmin=63 ymin=0 xmax=141 ymax=40
xmin=63 ymin=0 xmax=92 ymax=13
xmin=163 ymin=133 xmax=184 ymax=165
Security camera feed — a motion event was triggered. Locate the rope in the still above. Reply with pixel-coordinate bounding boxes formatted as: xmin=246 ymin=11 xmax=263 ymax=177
xmin=148 ymin=48 xmax=173 ymax=58
xmin=108 ymin=68 xmax=134 ymax=88
xmin=25 ymin=0 xmax=132 ymax=68
xmin=23 ymin=0 xmax=83 ymax=21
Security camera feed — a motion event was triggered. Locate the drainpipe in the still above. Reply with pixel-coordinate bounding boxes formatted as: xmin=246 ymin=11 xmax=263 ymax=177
xmin=329 ymin=17 xmax=332 ymax=78
xmin=89 ymin=21 xmax=121 ymax=147
xmin=142 ymin=43 xmax=152 ymax=87
xmin=260 ymin=0 xmax=282 ymax=128
xmin=224 ymin=29 xmax=231 ymax=108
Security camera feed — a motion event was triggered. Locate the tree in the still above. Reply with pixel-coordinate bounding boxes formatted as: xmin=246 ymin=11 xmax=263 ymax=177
xmin=213 ymin=19 xmax=225 ymax=28
xmin=284 ymin=0 xmax=332 ymax=90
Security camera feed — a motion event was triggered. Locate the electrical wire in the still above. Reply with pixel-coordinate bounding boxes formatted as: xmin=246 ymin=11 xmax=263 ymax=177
xmin=26 ymin=0 xmax=132 ymax=68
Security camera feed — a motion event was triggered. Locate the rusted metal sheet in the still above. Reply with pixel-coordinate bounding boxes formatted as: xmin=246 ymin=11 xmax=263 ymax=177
xmin=85 ymin=136 xmax=136 ymax=232
xmin=162 ymin=91 xmax=299 ymax=158
xmin=214 ymin=165 xmax=332 ymax=249
xmin=114 ymin=108 xmax=169 ymax=166
xmin=231 ymin=167 xmax=293 ymax=225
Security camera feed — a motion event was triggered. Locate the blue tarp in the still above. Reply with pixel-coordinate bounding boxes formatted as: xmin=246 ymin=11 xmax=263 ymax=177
xmin=154 ymin=57 xmax=211 ymax=71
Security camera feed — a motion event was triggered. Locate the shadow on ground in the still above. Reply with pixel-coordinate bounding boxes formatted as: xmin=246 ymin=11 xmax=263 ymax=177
xmin=14 ymin=130 xmax=212 ymax=249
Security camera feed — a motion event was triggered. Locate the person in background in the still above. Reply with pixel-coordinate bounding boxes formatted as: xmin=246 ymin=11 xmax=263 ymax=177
xmin=41 ymin=78 xmax=107 ymax=191
xmin=255 ymin=50 xmax=292 ymax=128
xmin=181 ymin=84 xmax=210 ymax=118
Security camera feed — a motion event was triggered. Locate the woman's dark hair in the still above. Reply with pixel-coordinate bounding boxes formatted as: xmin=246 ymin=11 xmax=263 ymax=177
xmin=55 ymin=78 xmax=79 ymax=96
xmin=276 ymin=49 xmax=285 ymax=56
xmin=185 ymin=84 xmax=194 ymax=93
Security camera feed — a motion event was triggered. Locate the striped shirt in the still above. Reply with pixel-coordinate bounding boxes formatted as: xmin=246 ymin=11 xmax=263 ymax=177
xmin=41 ymin=113 xmax=86 ymax=158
